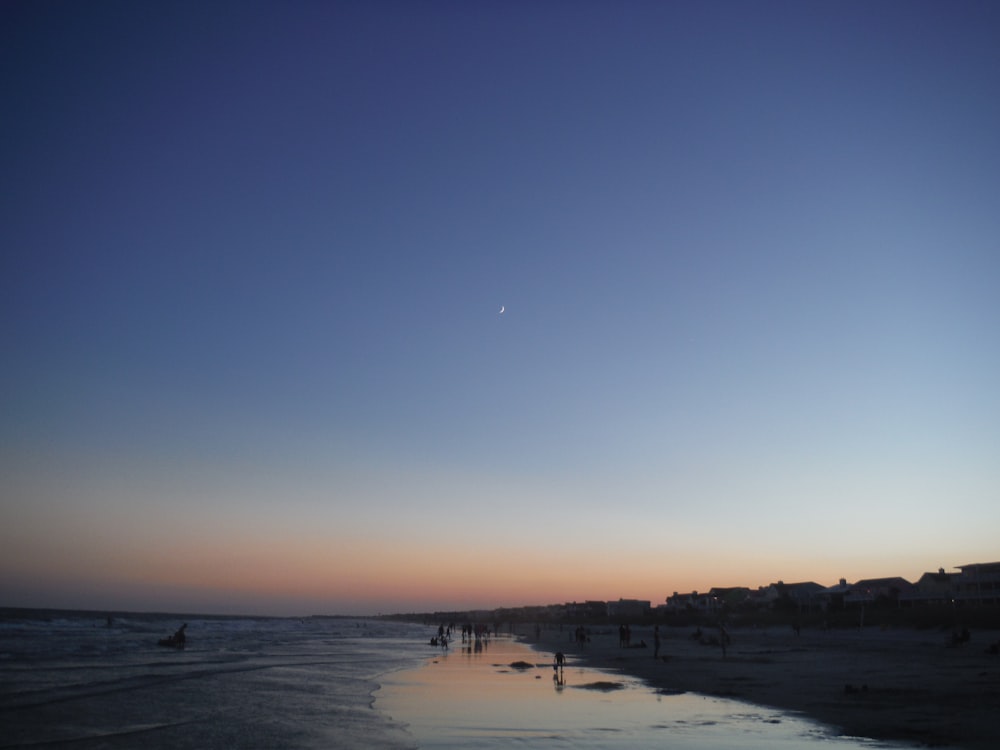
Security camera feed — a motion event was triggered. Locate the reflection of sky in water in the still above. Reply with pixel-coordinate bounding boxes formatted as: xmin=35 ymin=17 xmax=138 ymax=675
xmin=378 ymin=637 xmax=907 ymax=749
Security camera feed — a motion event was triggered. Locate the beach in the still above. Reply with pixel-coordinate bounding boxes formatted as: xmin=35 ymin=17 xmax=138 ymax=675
xmin=526 ymin=624 xmax=1000 ymax=750
xmin=377 ymin=633 xmax=885 ymax=749
xmin=376 ymin=629 xmax=951 ymax=749
xmin=6 ymin=610 xmax=995 ymax=748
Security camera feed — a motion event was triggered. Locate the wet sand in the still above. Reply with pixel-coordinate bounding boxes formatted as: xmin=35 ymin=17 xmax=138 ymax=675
xmin=377 ymin=633 xmax=923 ymax=749
xmin=528 ymin=624 xmax=1000 ymax=750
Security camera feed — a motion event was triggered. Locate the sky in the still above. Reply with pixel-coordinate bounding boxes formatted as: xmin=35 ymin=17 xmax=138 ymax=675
xmin=2 ymin=0 xmax=998 ymax=617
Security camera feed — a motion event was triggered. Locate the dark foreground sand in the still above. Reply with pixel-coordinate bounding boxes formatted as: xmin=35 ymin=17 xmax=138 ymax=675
xmin=527 ymin=624 xmax=1000 ymax=750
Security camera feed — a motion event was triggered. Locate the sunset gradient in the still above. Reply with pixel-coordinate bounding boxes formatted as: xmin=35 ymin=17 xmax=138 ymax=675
xmin=2 ymin=1 xmax=998 ymax=616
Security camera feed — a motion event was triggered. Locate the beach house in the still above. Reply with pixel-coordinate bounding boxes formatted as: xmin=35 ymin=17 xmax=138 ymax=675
xmin=664 ymin=591 xmax=719 ymax=613
xmin=844 ymin=576 xmax=914 ymax=607
xmin=954 ymin=562 xmax=1000 ymax=606
xmin=754 ymin=581 xmax=824 ymax=611
xmin=607 ymin=598 xmax=652 ymax=619
xmin=907 ymin=568 xmax=957 ymax=605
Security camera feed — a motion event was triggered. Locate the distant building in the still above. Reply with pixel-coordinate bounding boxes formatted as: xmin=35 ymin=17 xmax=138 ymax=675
xmin=845 ymin=576 xmax=913 ymax=607
xmin=955 ymin=562 xmax=1000 ymax=605
xmin=755 ymin=581 xmax=824 ymax=611
xmin=564 ymin=600 xmax=609 ymax=620
xmin=657 ymin=562 xmax=1000 ymax=620
xmin=607 ymin=598 xmax=651 ymax=619
xmin=906 ymin=568 xmax=957 ymax=605
xmin=708 ymin=587 xmax=751 ymax=609
xmin=819 ymin=578 xmax=853 ymax=609
xmin=665 ymin=591 xmax=719 ymax=613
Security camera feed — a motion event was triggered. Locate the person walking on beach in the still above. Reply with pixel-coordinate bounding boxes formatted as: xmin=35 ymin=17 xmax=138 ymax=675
xmin=653 ymin=626 xmax=661 ymax=659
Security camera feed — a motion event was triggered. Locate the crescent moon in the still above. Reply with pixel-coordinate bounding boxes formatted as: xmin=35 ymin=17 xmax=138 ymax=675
xmin=499 ymin=305 xmax=505 ymax=314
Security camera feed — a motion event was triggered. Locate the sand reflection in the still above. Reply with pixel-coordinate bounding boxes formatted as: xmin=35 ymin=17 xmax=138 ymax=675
xmin=376 ymin=635 xmax=908 ymax=749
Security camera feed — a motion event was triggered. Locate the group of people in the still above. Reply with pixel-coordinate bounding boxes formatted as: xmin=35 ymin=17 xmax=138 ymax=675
xmin=461 ymin=622 xmax=492 ymax=642
xmin=430 ymin=622 xmax=498 ymax=648
xmin=158 ymin=623 xmax=187 ymax=648
xmin=618 ymin=623 xmax=633 ymax=647
xmin=429 ymin=624 xmax=450 ymax=647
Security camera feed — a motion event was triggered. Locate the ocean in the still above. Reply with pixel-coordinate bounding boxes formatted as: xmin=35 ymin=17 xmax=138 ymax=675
xmin=0 ymin=610 xmax=424 ymax=748
xmin=1 ymin=611 xmax=908 ymax=749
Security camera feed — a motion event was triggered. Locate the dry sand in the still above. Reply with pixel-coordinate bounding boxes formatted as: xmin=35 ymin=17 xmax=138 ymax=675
xmin=527 ymin=624 xmax=1000 ymax=749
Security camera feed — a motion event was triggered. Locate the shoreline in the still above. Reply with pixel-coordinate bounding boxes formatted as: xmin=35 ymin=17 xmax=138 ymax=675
xmin=376 ymin=631 xmax=898 ymax=749
xmin=523 ymin=624 xmax=1000 ymax=750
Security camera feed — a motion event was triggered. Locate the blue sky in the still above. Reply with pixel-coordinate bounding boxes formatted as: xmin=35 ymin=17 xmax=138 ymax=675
xmin=2 ymin=1 xmax=998 ymax=615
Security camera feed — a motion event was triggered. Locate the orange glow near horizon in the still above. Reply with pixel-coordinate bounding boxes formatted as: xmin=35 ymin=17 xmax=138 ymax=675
xmin=2 ymin=471 xmax=991 ymax=616
xmin=1 ymin=518 xmax=975 ymax=616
